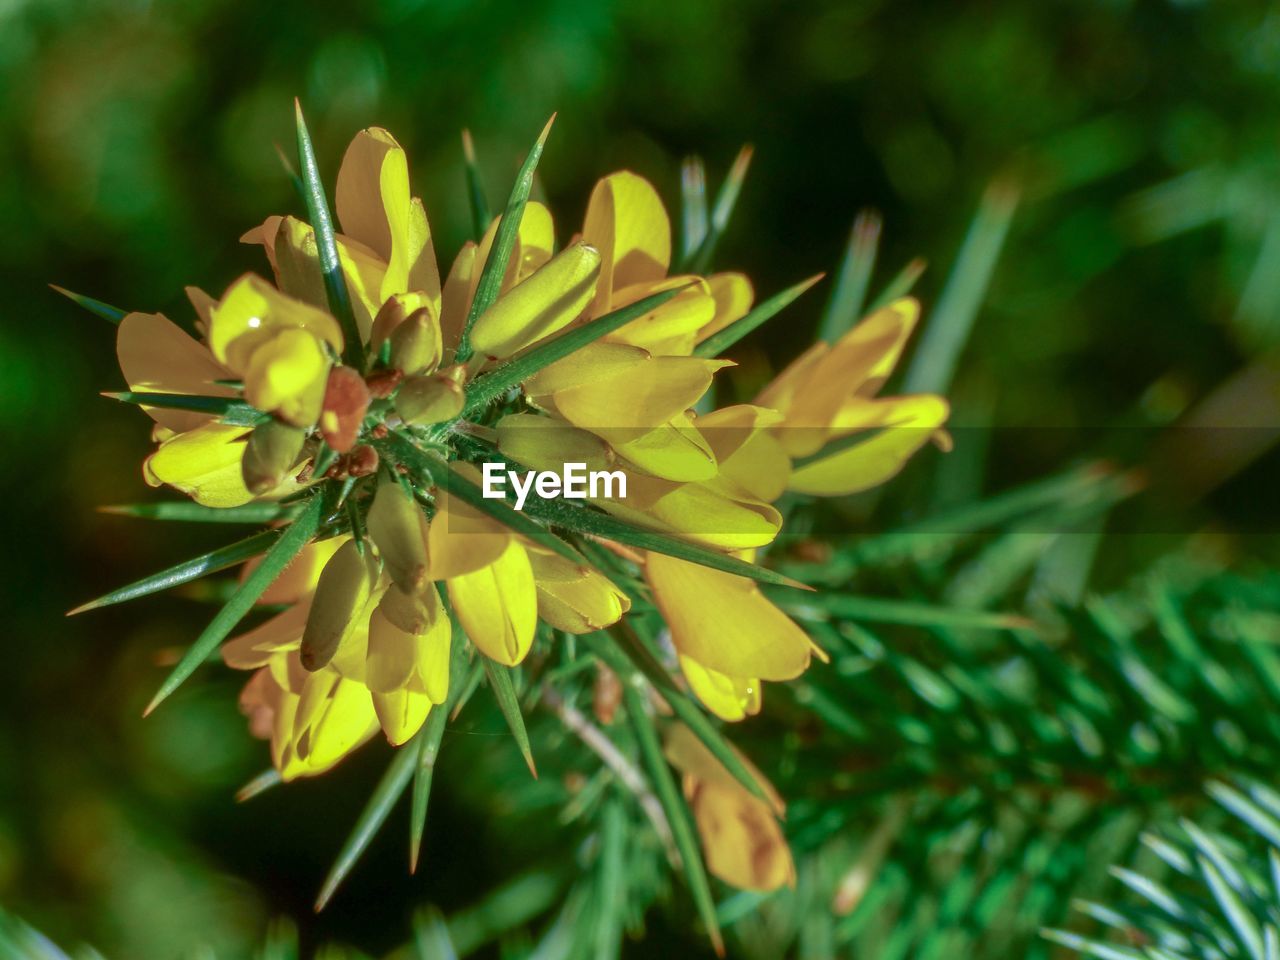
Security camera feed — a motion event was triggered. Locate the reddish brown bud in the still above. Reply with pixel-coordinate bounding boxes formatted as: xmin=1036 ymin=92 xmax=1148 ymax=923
xmin=365 ymin=367 xmax=404 ymax=399
xmin=320 ymin=366 xmax=371 ymax=453
xmin=348 ymin=445 xmax=380 ymax=477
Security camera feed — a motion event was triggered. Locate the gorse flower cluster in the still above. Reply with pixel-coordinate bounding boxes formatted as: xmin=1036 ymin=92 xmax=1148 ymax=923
xmin=87 ymin=108 xmax=948 ymax=903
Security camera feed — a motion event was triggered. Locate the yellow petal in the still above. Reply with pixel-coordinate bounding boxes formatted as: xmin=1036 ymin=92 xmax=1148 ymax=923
xmin=527 ymin=547 xmax=630 ymax=633
xmin=770 ymin=298 xmax=922 ymax=457
xmin=365 ymin=606 xmax=419 ymax=692
xmin=293 ymin=673 xmax=379 ymax=775
xmin=467 ymin=202 xmax=556 ymax=309
xmin=268 ymin=215 xmax=386 ymax=340
xmin=606 ymin=476 xmax=781 ymax=550
xmin=144 ymin=422 xmax=254 ymax=507
xmin=417 ymin=609 xmax=451 ymax=705
xmin=609 ymin=414 xmax=718 ymax=482
xmin=697 ymin=405 xmax=792 ymax=502
xmin=116 ymin=312 xmax=236 ymax=433
xmin=646 ymin=553 xmax=810 ymax=680
xmin=583 ymin=172 xmax=671 ymax=311
xmin=335 ymin=128 xmax=441 ymax=306
xmin=241 ymin=327 xmax=330 ymax=427
xmin=603 ymin=278 xmax=715 ymax=355
xmin=678 ymin=655 xmax=761 ymax=722
xmin=250 ymin=536 xmax=347 ymax=605
xmin=223 ymin=602 xmax=309 ymax=669
xmin=690 ymin=780 xmax=795 ymax=891
xmin=300 ymin=539 xmax=380 ymax=671
xmin=426 ymin=487 xmax=512 ymax=579
xmin=372 ymin=687 xmax=431 ymax=746
xmin=754 ymin=341 xmax=827 ymax=426
xmin=664 ymin=723 xmax=785 ymax=815
xmin=788 ymin=394 xmax=950 ymax=496
xmin=367 ymin=477 xmax=429 ymax=592
xmin=208 ymin=272 xmax=343 ymax=378
xmin=439 ymin=242 xmax=477 ymax=352
xmin=469 ymin=241 xmax=601 ymax=359
xmin=522 ymin=341 xmax=648 ymax=395
xmin=447 ymin=539 xmax=537 ymax=666
xmin=496 ymin=413 xmax=613 ymax=474
xmin=542 ymin=348 xmax=732 ymax=430
xmin=186 ymin=286 xmax=217 ymax=337
xmin=697 ymin=272 xmax=755 ymax=343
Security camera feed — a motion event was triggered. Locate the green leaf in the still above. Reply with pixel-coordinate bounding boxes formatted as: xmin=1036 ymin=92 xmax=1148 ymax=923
xmin=68 ymin=528 xmax=282 ymax=615
xmin=593 ymin=797 xmax=627 ymax=960
xmin=105 ymin=391 xmax=266 ymax=426
xmin=482 ymin=658 xmax=537 ymax=778
xmin=410 ymin=657 xmax=481 ymax=873
xmin=680 ymin=155 xmax=709 ymax=263
xmin=1209 ymin=782 xmax=1280 ymax=850
xmin=903 ymin=177 xmax=1019 ymax=394
xmin=463 ymin=285 xmax=685 ymax=414
xmin=295 ymin=99 xmax=365 ymax=371
xmin=99 ymin=502 xmax=300 ymax=524
xmin=773 ymin=592 xmax=1033 ymax=631
xmin=50 ymin=284 xmax=127 ymax=324
xmin=1199 ymin=854 xmax=1266 ymax=960
xmin=693 ymin=273 xmax=824 ymax=358
xmin=315 ymin=735 xmax=421 ymax=911
xmin=412 ymin=906 xmax=459 ymax=960
xmin=520 ymin=492 xmax=808 ymax=589
xmin=620 ymin=678 xmax=724 ymax=954
xmin=866 ymin=257 xmax=927 ymax=313
xmin=461 ymin=129 xmax=491 ymax=243
xmin=143 ymin=491 xmax=329 ymax=715
xmin=1041 ymin=929 xmax=1144 ymax=960
xmin=686 ymin=144 xmax=753 ymax=274
xmin=454 ymin=115 xmax=556 ymax=364
xmin=589 ymin=628 xmax=775 ymax=808
xmin=818 ymin=210 xmax=881 ymax=343
xmin=235 ymin=768 xmax=282 ymax=803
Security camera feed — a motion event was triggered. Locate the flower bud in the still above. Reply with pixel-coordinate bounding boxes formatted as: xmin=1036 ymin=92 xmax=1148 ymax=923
xmin=388 ymin=307 xmax=443 ymax=376
xmin=366 ymin=478 xmax=428 ymax=593
xmin=369 ymin=291 xmax=435 ymax=354
xmin=394 ymin=373 xmax=464 ymax=426
xmin=527 ymin=547 xmax=630 ymax=633
xmin=301 ymin=539 xmax=380 ymax=671
xmin=319 ymin=366 xmax=371 ymax=453
xmin=241 ymin=420 xmax=306 ymax=494
xmin=377 ymin=581 xmax=438 ymax=635
xmin=469 ymin=240 xmax=601 ymax=358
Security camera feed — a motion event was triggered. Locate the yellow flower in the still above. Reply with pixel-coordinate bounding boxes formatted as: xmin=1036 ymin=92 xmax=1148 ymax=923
xmin=106 ymin=118 xmax=954 ymax=801
xmin=224 ymin=538 xmax=383 ymax=780
xmin=756 ymin=297 xmax=951 ymax=496
xmin=664 ymin=725 xmax=795 ymax=892
xmin=207 ymin=273 xmax=343 ymax=428
xmin=646 ymin=552 xmax=816 ymax=721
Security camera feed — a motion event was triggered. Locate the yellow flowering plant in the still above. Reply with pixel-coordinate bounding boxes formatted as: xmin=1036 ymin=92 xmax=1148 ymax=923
xmin=63 ymin=103 xmax=948 ymax=945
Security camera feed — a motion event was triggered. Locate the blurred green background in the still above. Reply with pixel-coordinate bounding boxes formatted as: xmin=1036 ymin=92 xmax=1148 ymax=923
xmin=3 ymin=0 xmax=1280 ymax=955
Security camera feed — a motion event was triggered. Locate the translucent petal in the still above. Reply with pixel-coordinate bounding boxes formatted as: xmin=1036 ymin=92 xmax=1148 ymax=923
xmin=582 ymin=172 xmax=671 ymax=311
xmin=116 ymin=312 xmax=235 ymax=433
